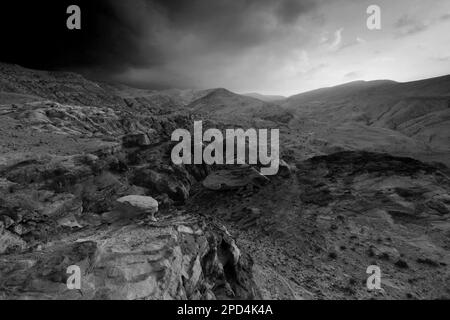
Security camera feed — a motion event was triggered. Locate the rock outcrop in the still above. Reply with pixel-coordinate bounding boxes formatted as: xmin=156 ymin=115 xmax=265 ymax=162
xmin=187 ymin=151 xmax=450 ymax=299
xmin=0 ymin=147 xmax=259 ymax=300
xmin=202 ymin=166 xmax=270 ymax=191
xmin=0 ymin=212 xmax=259 ymax=300
xmin=103 ymin=195 xmax=159 ymax=222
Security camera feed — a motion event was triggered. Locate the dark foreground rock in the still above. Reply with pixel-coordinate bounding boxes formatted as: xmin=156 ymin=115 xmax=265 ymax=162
xmin=0 ymin=212 xmax=258 ymax=300
xmin=0 ymin=133 xmax=259 ymax=300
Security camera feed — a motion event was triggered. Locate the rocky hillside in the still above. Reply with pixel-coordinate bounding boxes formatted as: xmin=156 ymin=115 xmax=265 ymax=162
xmin=0 ymin=104 xmax=259 ymax=300
xmin=243 ymin=93 xmax=286 ymax=103
xmin=281 ymin=76 xmax=450 ymax=165
xmin=1 ymin=63 xmax=449 ymax=300
xmin=0 ymin=63 xmax=265 ymax=300
xmin=0 ymin=63 xmax=124 ymax=108
xmin=284 ymin=76 xmax=450 ymax=120
xmin=188 ymin=88 xmax=293 ymax=127
xmin=188 ymin=151 xmax=450 ymax=299
xmin=373 ymin=97 xmax=450 ymax=151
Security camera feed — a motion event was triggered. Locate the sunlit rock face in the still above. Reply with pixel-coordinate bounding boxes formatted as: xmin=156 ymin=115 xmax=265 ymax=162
xmin=0 ymin=218 xmax=258 ymax=300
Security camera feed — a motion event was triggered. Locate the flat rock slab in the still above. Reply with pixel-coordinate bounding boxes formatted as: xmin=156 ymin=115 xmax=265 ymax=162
xmin=104 ymin=195 xmax=159 ymax=222
xmin=115 ymin=195 xmax=159 ymax=215
xmin=102 ymin=195 xmax=158 ymax=223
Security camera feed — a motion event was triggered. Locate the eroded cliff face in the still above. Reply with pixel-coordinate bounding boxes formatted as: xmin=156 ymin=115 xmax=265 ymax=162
xmin=0 ymin=121 xmax=259 ymax=300
xmin=0 ymin=215 xmax=257 ymax=300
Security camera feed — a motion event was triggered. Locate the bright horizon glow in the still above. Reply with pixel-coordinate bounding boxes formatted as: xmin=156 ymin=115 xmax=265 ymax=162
xmin=109 ymin=0 xmax=450 ymax=97
xmin=236 ymin=71 xmax=450 ymax=97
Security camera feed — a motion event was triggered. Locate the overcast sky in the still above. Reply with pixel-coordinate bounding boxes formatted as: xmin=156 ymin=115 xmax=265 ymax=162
xmin=2 ymin=0 xmax=450 ymax=96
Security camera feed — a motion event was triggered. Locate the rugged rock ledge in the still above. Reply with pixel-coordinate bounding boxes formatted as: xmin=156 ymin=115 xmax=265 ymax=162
xmin=0 ymin=213 xmax=258 ymax=300
xmin=0 ymin=140 xmax=260 ymax=299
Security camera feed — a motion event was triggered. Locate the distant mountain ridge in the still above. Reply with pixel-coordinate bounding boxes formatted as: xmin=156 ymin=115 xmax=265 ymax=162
xmin=285 ymin=76 xmax=450 ymax=110
xmin=1 ymin=62 xmax=448 ymax=154
xmin=243 ymin=92 xmax=286 ymax=102
xmin=283 ymin=75 xmax=450 ymax=153
xmin=187 ymin=88 xmax=293 ymax=125
xmin=0 ymin=63 xmax=294 ymax=128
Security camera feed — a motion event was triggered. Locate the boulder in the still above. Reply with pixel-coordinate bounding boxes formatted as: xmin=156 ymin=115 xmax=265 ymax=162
xmin=110 ymin=195 xmax=159 ymax=221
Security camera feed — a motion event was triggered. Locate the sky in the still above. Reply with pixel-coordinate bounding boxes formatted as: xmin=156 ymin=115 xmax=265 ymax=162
xmin=1 ymin=0 xmax=450 ymax=96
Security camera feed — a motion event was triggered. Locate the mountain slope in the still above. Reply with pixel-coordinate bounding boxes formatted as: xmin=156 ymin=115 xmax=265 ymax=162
xmin=0 ymin=63 xmax=125 ymax=107
xmin=283 ymin=76 xmax=450 ymax=154
xmin=285 ymin=76 xmax=450 ymax=110
xmin=188 ymin=88 xmax=293 ymax=126
xmin=243 ymin=92 xmax=286 ymax=102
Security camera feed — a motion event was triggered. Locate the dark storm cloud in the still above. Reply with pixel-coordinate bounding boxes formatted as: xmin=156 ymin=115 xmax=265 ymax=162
xmin=108 ymin=0 xmax=319 ymax=60
xmin=0 ymin=0 xmax=319 ymax=85
xmin=104 ymin=0 xmax=321 ymax=88
xmin=0 ymin=0 xmax=155 ymax=72
xmin=276 ymin=0 xmax=317 ymax=23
